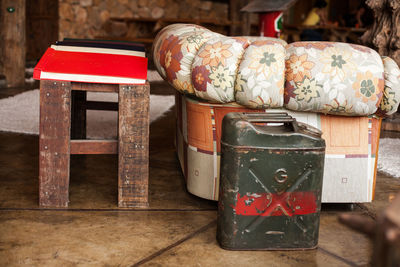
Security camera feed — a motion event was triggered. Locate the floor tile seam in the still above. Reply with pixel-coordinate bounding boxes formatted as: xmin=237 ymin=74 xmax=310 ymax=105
xmin=0 ymin=208 xmax=217 ymax=212
xmin=318 ymin=246 xmax=365 ymax=267
xmin=130 ymin=219 xmax=217 ymax=267
xmin=320 ymin=210 xmax=365 ymax=215
xmin=355 ymin=203 xmax=377 ymax=220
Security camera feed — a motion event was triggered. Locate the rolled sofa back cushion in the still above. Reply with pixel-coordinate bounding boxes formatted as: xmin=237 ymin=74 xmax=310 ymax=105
xmin=192 ymin=36 xmax=250 ymax=103
xmin=284 ymin=42 xmax=384 ymax=116
xmin=375 ymin=56 xmax=400 ymax=117
xmin=235 ymin=39 xmax=286 ymax=109
xmin=153 ymin=24 xmax=222 ymax=94
xmin=152 ymin=24 xmax=287 ymax=106
xmin=153 ymin=24 xmax=400 ymax=116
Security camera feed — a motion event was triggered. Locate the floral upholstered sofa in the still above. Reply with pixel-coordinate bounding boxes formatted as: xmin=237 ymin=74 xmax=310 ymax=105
xmin=152 ymin=24 xmax=400 ymax=203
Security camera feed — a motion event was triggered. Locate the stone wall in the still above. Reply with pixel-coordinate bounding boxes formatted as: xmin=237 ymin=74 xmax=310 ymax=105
xmin=59 ymin=0 xmax=230 ymax=40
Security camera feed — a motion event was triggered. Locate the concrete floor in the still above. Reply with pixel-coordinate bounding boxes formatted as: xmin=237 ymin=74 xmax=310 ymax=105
xmin=0 ymin=80 xmax=400 ymax=266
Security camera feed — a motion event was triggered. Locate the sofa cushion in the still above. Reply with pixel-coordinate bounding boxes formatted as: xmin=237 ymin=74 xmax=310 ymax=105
xmin=191 ymin=36 xmax=250 ymax=103
xmin=153 ymin=24 xmax=400 ymax=117
xmin=235 ymin=40 xmax=285 ymax=108
xmin=376 ymin=56 xmax=400 ymax=116
xmin=284 ymin=42 xmax=384 ymax=116
xmin=153 ymin=24 xmax=198 ymax=80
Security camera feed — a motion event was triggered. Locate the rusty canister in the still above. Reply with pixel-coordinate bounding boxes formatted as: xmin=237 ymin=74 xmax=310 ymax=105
xmin=217 ymin=112 xmax=325 ymax=250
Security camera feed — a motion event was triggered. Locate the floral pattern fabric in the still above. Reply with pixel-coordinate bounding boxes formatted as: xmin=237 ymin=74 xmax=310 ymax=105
xmin=192 ymin=36 xmax=249 ymax=103
xmin=153 ymin=24 xmax=200 ymax=80
xmin=154 ymin=24 xmax=221 ymax=94
xmin=376 ymin=56 xmax=400 ymax=117
xmin=153 ymin=24 xmax=400 ymax=117
xmin=235 ymin=40 xmax=285 ymax=109
xmin=285 ymin=42 xmax=384 ymax=116
xmin=242 ymin=36 xmax=287 ymax=46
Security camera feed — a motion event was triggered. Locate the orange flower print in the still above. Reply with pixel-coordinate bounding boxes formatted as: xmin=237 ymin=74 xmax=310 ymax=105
xmin=159 ymin=35 xmax=175 ymax=68
xmin=165 ymin=51 xmax=172 ymax=68
xmin=352 ymin=71 xmax=384 ymax=103
xmin=198 ymin=41 xmax=232 ymax=67
xmin=159 ymin=35 xmax=183 ymax=82
xmin=172 ymin=79 xmax=194 ymax=94
xmin=285 ymin=54 xmax=314 ymax=83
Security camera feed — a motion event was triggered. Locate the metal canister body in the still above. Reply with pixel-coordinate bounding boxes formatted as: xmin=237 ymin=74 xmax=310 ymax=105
xmin=217 ymin=112 xmax=326 ymax=250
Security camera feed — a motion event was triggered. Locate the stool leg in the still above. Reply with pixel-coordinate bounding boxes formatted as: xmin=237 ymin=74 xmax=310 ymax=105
xmin=39 ymin=80 xmax=71 ymax=207
xmin=118 ymin=83 xmax=150 ymax=208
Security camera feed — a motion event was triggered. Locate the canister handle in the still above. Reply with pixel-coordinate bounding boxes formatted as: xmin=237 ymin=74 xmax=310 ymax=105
xmin=244 ymin=112 xmax=289 ymax=117
xmin=247 ymin=117 xmax=296 ymax=123
xmin=241 ymin=112 xmax=299 ymax=133
xmin=241 ymin=112 xmax=293 ymax=122
xmin=238 ymin=112 xmax=322 ymax=137
xmin=242 ymin=112 xmax=295 ymax=124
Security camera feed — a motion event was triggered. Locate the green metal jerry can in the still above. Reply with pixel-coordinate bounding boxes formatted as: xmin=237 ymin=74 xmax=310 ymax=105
xmin=217 ymin=112 xmax=326 ymax=250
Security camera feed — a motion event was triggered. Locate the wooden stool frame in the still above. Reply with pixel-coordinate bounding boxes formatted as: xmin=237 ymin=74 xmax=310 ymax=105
xmin=38 ymin=80 xmax=150 ymax=208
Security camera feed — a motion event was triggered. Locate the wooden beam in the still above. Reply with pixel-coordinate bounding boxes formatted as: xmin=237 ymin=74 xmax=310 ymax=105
xmin=70 ymin=140 xmax=118 ymax=154
xmin=0 ymin=0 xmax=26 ymax=87
xmin=71 ymin=82 xmax=119 ymax=92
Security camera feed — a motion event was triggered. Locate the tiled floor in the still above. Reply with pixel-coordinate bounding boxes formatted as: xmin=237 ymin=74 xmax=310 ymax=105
xmin=0 ymin=82 xmax=399 ymax=266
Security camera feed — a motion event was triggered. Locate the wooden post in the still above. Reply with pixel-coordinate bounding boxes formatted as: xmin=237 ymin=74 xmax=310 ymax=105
xmin=362 ymin=0 xmax=400 ymax=65
xmin=0 ymin=0 xmax=26 ymax=87
xmin=241 ymin=12 xmax=251 ymax=36
xmin=229 ymin=0 xmax=251 ymax=36
xmin=118 ymin=82 xmax=150 ymax=208
xmin=39 ymin=80 xmax=71 ymax=207
xmin=229 ymin=0 xmax=239 ymax=36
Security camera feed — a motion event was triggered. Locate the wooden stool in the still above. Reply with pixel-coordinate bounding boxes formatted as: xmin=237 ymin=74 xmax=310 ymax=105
xmin=38 ymin=80 xmax=150 ymax=208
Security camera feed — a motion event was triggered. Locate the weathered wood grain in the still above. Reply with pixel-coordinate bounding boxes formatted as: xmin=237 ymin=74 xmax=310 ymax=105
xmin=39 ymin=80 xmax=71 ymax=207
xmin=0 ymin=0 xmax=26 ymax=87
xmin=26 ymin=0 xmax=58 ymax=62
xmin=39 ymin=80 xmax=149 ymax=208
xmin=321 ymin=116 xmax=369 ymax=155
xmin=70 ymin=140 xmax=118 ymax=154
xmin=71 ymin=82 xmax=119 ymax=93
xmin=118 ymin=82 xmax=150 ymax=208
